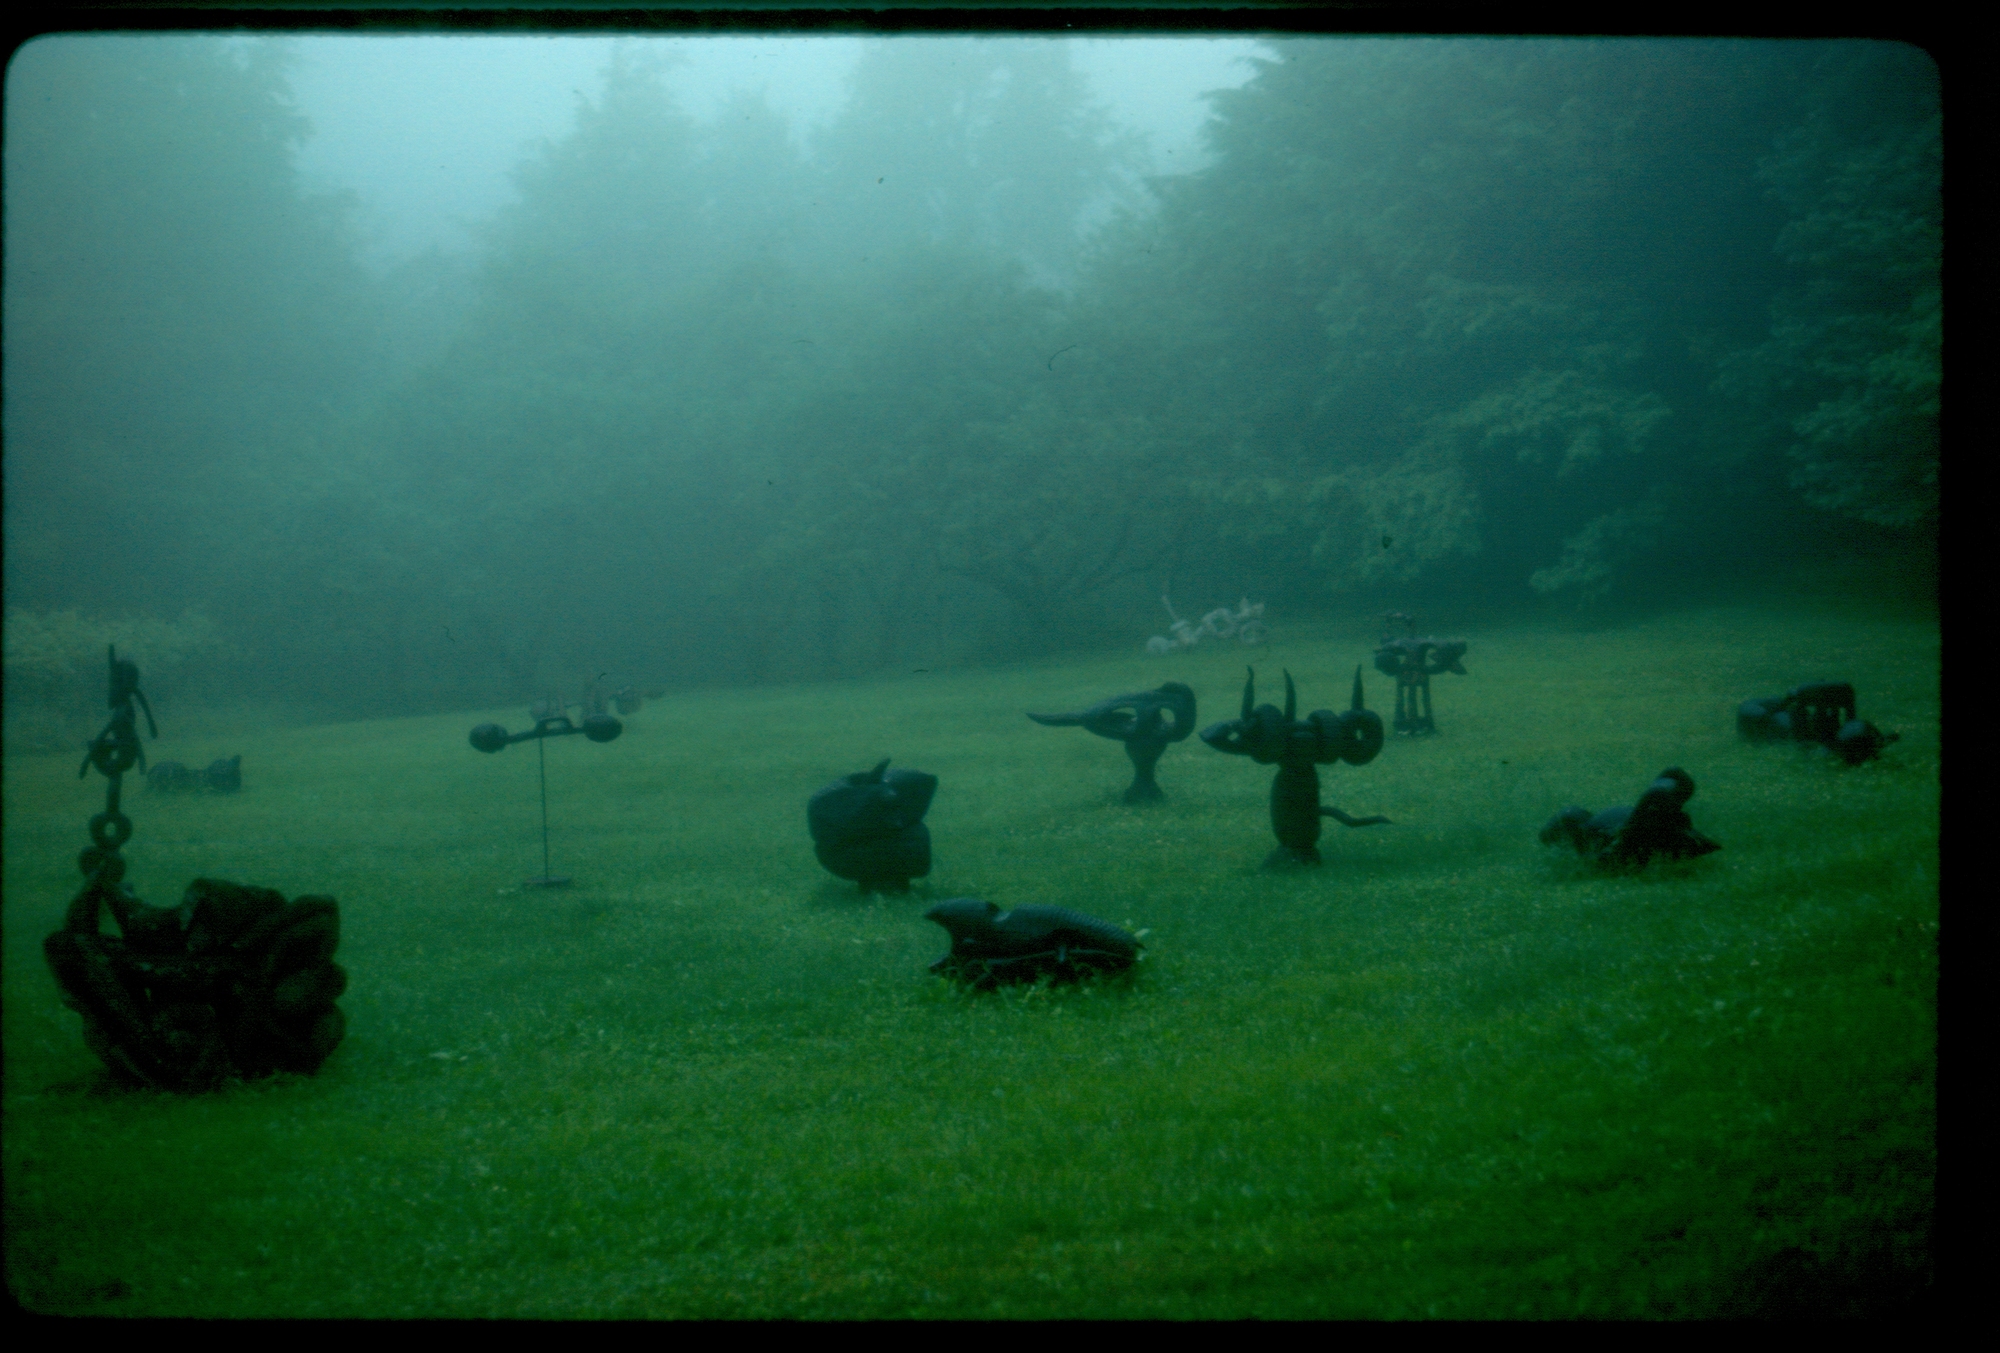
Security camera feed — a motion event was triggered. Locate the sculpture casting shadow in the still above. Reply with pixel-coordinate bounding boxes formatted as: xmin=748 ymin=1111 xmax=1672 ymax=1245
xmin=1027 ymin=682 xmax=1196 ymax=804
xmin=1200 ymin=666 xmax=1390 ymax=866
xmin=1539 ymin=767 xmax=1721 ymax=869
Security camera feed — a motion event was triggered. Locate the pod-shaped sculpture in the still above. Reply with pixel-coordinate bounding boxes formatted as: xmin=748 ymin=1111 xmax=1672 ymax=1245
xmin=1539 ymin=767 xmax=1720 ymax=869
xmin=1200 ymin=667 xmax=1389 ymax=865
xmin=924 ymin=897 xmax=1142 ymax=986
xmin=807 ymin=758 xmax=938 ymax=892
xmin=1027 ymin=682 xmax=1196 ymax=803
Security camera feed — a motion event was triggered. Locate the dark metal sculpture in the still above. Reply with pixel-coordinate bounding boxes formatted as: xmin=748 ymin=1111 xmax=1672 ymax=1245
xmin=1373 ymin=613 xmax=1468 ymax=736
xmin=1200 ymin=667 xmax=1390 ymax=865
xmin=1738 ymin=681 xmax=1900 ymax=765
xmin=470 ymin=709 xmax=624 ymax=887
xmin=1539 ymin=767 xmax=1721 ymax=869
xmin=44 ymin=647 xmax=346 ymax=1090
xmin=146 ymin=755 xmax=241 ymax=794
xmin=807 ymin=759 xmax=937 ymax=892
xmin=1027 ymin=682 xmax=1197 ymax=803
xmin=924 ymin=898 xmax=1142 ymax=986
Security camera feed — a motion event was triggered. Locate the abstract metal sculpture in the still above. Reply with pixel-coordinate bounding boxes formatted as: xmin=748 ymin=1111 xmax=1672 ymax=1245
xmin=469 ymin=708 xmax=624 ymax=887
xmin=924 ymin=897 xmax=1142 ymax=986
xmin=1539 ymin=767 xmax=1722 ymax=869
xmin=1372 ymin=613 xmax=1468 ymax=736
xmin=807 ymin=759 xmax=937 ymax=892
xmin=1738 ymin=682 xmax=1900 ymax=765
xmin=45 ymin=646 xmax=346 ymax=1090
xmin=1200 ymin=666 xmax=1390 ymax=865
xmin=1027 ymin=682 xmax=1197 ymax=804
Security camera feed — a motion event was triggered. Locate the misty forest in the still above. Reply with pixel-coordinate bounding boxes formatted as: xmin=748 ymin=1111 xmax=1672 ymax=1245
xmin=4 ymin=34 xmax=1937 ymax=1318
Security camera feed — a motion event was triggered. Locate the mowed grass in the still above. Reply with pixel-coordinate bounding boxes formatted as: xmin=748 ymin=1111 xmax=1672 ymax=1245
xmin=2 ymin=602 xmax=1937 ymax=1318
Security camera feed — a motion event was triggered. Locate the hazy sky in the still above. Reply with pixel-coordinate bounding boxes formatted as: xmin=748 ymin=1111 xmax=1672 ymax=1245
xmin=281 ymin=35 xmax=1270 ymax=265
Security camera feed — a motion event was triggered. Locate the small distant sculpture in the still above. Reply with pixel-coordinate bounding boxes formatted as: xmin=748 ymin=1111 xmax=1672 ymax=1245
xmin=924 ymin=898 xmax=1142 ymax=986
xmin=146 ymin=755 xmax=242 ymax=794
xmin=530 ymin=673 xmax=644 ymax=724
xmin=1738 ymin=682 xmax=1899 ymax=765
xmin=1539 ymin=767 xmax=1721 ymax=869
xmin=807 ymin=759 xmax=937 ymax=892
xmin=1372 ymin=613 xmax=1468 ymax=736
xmin=1027 ymin=682 xmax=1197 ymax=804
xmin=1200 ymin=666 xmax=1390 ymax=866
xmin=1146 ymin=594 xmax=1268 ymax=655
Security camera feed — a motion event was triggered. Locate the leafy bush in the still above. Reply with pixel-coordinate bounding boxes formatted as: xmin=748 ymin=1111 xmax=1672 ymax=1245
xmin=2 ymin=608 xmax=222 ymax=751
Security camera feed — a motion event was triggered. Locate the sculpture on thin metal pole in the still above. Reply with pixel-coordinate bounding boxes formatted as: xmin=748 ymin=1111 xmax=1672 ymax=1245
xmin=469 ymin=708 xmax=623 ymax=887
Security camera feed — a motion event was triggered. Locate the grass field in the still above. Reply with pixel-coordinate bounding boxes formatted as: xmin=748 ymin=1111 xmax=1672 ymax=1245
xmin=2 ymin=601 xmax=1937 ymax=1318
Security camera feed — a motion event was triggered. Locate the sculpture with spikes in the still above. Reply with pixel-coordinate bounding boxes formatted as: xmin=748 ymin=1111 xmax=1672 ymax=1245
xmin=1200 ymin=667 xmax=1390 ymax=865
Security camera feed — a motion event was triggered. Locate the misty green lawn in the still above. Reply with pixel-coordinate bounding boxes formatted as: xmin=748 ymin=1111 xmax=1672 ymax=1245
xmin=3 ymin=603 xmax=1935 ymax=1318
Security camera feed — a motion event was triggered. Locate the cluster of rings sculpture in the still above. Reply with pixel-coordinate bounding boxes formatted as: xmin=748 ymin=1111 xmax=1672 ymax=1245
xmin=44 ymin=647 xmax=348 ymax=1090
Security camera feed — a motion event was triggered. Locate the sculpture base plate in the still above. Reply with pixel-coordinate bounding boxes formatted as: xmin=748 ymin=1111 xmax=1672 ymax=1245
xmin=1262 ymin=847 xmax=1322 ymax=868
xmin=524 ymin=875 xmax=573 ymax=889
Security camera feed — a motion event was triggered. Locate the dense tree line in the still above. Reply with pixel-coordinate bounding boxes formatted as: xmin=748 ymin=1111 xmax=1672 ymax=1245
xmin=3 ymin=36 xmax=1939 ymax=727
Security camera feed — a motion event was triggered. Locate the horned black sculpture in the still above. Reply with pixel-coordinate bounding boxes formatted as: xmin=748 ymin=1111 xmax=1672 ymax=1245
xmin=1027 ymin=682 xmax=1196 ymax=803
xmin=1373 ymin=613 xmax=1468 ymax=736
xmin=808 ymin=759 xmax=937 ymax=893
xmin=46 ymin=646 xmax=346 ymax=1090
xmin=1539 ymin=767 xmax=1721 ymax=869
xmin=1200 ymin=666 xmax=1390 ymax=865
xmin=1738 ymin=681 xmax=1900 ymax=765
xmin=924 ymin=898 xmax=1142 ymax=987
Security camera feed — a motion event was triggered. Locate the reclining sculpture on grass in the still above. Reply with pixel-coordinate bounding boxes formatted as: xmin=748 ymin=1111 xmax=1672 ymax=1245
xmin=146 ymin=754 xmax=242 ymax=793
xmin=1200 ymin=666 xmax=1390 ymax=865
xmin=1737 ymin=681 xmax=1900 ymax=765
xmin=807 ymin=759 xmax=937 ymax=892
xmin=1027 ymin=682 xmax=1196 ymax=804
xmin=46 ymin=647 xmax=346 ymax=1091
xmin=1538 ymin=767 xmax=1722 ymax=869
xmin=924 ymin=897 xmax=1142 ymax=986
xmin=1372 ymin=613 xmax=1469 ymax=736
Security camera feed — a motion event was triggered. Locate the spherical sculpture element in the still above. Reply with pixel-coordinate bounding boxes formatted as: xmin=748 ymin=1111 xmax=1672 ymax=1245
xmin=470 ymin=723 xmax=510 ymax=754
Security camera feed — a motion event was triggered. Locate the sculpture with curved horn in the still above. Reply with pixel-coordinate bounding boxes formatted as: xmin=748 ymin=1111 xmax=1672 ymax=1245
xmin=1027 ymin=682 xmax=1197 ymax=803
xmin=1200 ymin=666 xmax=1390 ymax=865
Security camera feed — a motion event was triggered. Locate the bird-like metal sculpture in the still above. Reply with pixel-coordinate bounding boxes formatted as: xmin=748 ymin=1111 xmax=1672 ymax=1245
xmin=1200 ymin=666 xmax=1390 ymax=865
xmin=1539 ymin=767 xmax=1722 ymax=868
xmin=924 ymin=897 xmax=1142 ymax=986
xmin=1027 ymin=681 xmax=1196 ymax=803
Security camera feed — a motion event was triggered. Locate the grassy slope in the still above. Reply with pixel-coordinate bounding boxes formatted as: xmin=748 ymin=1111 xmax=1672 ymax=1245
xmin=2 ymin=602 xmax=1936 ymax=1317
